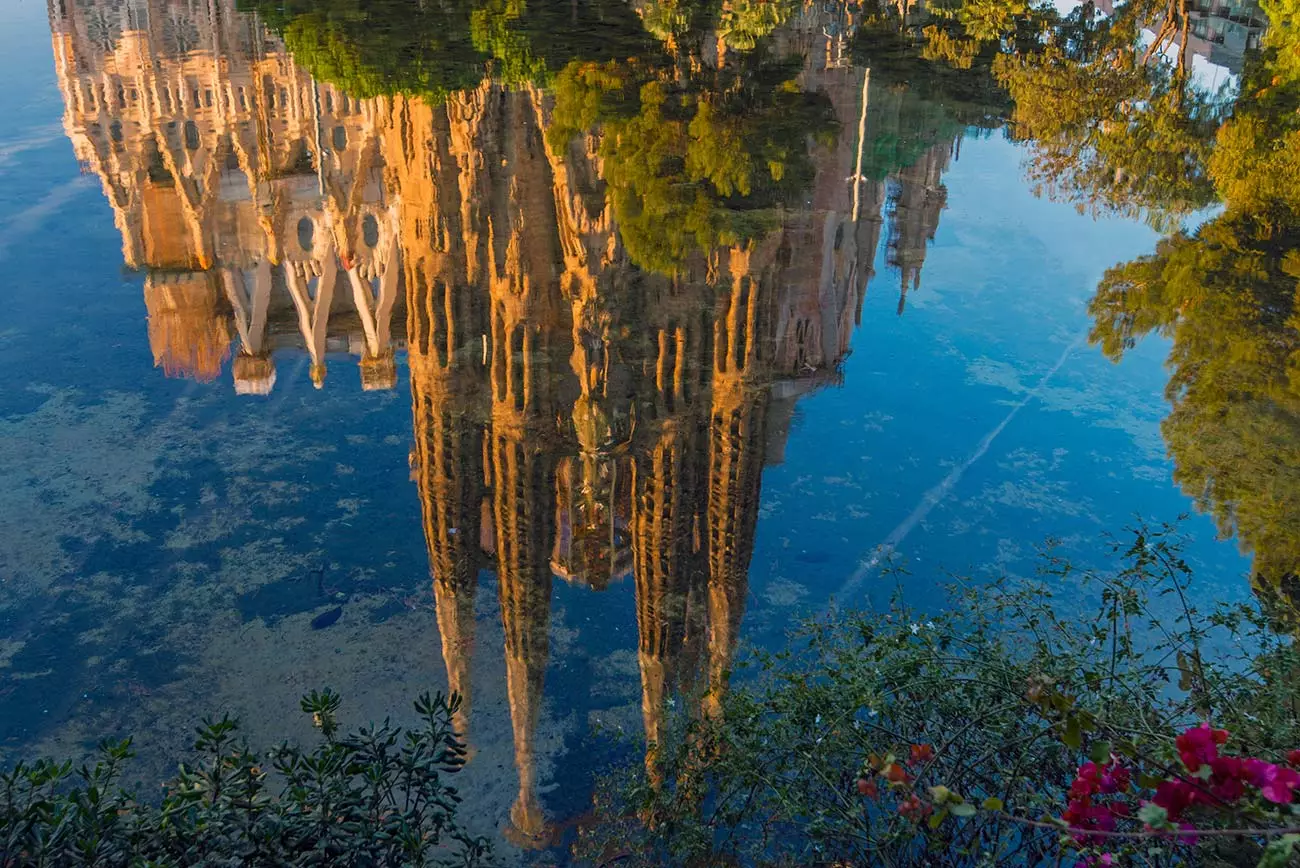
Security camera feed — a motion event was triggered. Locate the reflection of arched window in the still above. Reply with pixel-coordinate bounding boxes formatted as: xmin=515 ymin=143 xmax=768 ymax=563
xmin=297 ymin=217 xmax=315 ymax=253
xmin=183 ymin=121 xmax=200 ymax=151
xmin=362 ymin=214 xmax=379 ymax=248
xmin=332 ymin=126 xmax=347 ymax=151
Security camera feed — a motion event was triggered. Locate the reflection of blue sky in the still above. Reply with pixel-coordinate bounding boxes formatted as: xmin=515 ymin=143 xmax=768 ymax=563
xmin=750 ymin=134 xmax=1252 ymax=627
xmin=0 ymin=3 xmax=1262 ymax=845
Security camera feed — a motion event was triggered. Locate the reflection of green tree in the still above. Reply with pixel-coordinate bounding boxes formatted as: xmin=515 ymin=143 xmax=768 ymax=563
xmin=1262 ymin=0 xmax=1300 ymax=87
xmin=1091 ymin=213 xmax=1300 ymax=614
xmin=992 ymin=2 xmax=1224 ymax=230
xmin=469 ymin=0 xmax=653 ymax=85
xmin=636 ymin=0 xmax=799 ymax=50
xmin=240 ymin=0 xmax=650 ymax=100
xmin=240 ymin=0 xmax=483 ymax=101
xmin=550 ymin=52 xmax=836 ymax=274
xmin=1089 ymin=45 xmax=1300 ymax=620
xmin=847 ymin=3 xmax=1013 ymax=180
xmin=1208 ymin=41 xmax=1300 ymax=217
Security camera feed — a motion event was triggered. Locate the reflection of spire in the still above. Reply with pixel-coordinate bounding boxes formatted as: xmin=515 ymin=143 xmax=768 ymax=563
xmin=408 ymin=268 xmax=487 ymax=744
xmin=411 ymin=356 xmax=484 ymax=740
xmin=887 ymin=139 xmax=955 ymax=311
xmin=493 ymin=422 xmax=557 ymax=846
xmin=703 ymin=380 xmax=767 ymax=718
xmin=483 ymin=88 xmax=570 ymax=849
xmin=387 ymin=80 xmax=495 ymax=743
xmin=632 ymin=419 xmax=705 ymax=782
xmin=702 ymin=248 xmax=774 ymax=717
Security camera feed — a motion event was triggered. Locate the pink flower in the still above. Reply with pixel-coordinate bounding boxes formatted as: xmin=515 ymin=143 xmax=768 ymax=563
xmin=1099 ymin=764 xmax=1131 ymax=794
xmin=1064 ymin=800 xmax=1117 ymax=842
xmin=1175 ymin=723 xmax=1228 ymax=772
xmin=1152 ymin=780 xmax=1198 ymax=821
xmin=1243 ymin=759 xmax=1300 ymax=804
xmin=1208 ymin=756 xmax=1245 ymax=801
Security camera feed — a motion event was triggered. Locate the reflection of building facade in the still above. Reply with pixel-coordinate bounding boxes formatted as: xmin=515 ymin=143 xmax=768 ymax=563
xmin=51 ymin=0 xmax=961 ymax=846
xmin=49 ymin=0 xmax=403 ymax=393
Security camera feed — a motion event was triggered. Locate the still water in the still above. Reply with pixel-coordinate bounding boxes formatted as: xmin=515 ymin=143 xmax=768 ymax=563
xmin=0 ymin=0 xmax=1290 ymax=857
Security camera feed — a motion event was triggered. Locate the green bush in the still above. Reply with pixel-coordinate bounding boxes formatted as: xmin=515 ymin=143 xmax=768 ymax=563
xmin=574 ymin=526 xmax=1300 ymax=867
xmin=0 ymin=690 xmax=489 ymax=867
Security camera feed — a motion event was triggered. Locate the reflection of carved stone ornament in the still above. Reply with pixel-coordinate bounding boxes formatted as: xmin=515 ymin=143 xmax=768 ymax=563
xmin=162 ymin=8 xmax=200 ymax=56
xmin=84 ymin=7 xmax=121 ymax=52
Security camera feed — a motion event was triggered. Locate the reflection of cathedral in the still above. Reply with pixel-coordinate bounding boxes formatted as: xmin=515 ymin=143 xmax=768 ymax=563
xmin=50 ymin=0 xmax=960 ymax=845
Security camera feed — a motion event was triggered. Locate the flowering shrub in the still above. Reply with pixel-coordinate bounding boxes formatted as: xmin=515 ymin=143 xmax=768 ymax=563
xmin=573 ymin=525 xmax=1300 ymax=867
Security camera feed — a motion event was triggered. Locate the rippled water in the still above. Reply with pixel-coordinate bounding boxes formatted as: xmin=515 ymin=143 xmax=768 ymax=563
xmin=0 ymin=0 xmax=1289 ymax=858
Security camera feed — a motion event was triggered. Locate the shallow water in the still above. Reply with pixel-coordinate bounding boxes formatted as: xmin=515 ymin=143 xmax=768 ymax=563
xmin=0 ymin=0 xmax=1288 ymax=858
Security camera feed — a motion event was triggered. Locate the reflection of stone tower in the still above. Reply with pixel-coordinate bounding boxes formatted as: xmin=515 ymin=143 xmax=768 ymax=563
xmin=48 ymin=0 xmax=403 ymax=391
xmin=410 ymin=347 xmax=485 ymax=741
xmin=887 ymin=139 xmax=955 ymax=313
xmin=631 ymin=416 xmax=706 ymax=779
xmin=397 ymin=89 xmax=493 ymax=743
xmin=482 ymin=88 xmax=572 ymax=848
xmin=143 ymin=271 xmax=231 ymax=382
xmin=701 ymin=245 xmax=776 ymax=717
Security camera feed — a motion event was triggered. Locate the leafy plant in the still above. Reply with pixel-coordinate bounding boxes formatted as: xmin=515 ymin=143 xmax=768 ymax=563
xmin=0 ymin=690 xmax=489 ymax=866
xmin=573 ymin=525 xmax=1300 ymax=867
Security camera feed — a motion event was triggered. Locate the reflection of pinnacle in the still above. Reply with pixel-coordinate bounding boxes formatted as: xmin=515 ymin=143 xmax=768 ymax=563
xmin=494 ymin=432 xmax=556 ymax=848
xmin=411 ymin=365 xmax=484 ymax=743
xmin=632 ymin=422 xmax=703 ymax=782
xmin=701 ymin=244 xmax=776 ymax=718
xmin=397 ymin=80 xmax=491 ymax=749
xmin=703 ymin=382 xmax=768 ymax=718
xmin=886 ymin=139 xmax=954 ymax=304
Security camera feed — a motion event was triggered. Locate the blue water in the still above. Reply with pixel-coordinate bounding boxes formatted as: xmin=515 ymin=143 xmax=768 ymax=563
xmin=0 ymin=0 xmax=1256 ymax=857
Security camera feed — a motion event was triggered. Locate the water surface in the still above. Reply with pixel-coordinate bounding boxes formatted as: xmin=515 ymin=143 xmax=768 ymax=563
xmin=0 ymin=0 xmax=1288 ymax=857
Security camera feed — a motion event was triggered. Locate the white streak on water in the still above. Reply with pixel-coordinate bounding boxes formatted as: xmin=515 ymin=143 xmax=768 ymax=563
xmin=832 ymin=329 xmax=1089 ymax=607
xmin=0 ymin=176 xmax=95 ymax=262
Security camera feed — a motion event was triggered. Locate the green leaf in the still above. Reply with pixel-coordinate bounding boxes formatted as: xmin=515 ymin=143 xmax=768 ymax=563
xmin=1062 ymin=717 xmax=1082 ymax=750
xmin=1089 ymin=741 xmax=1112 ymax=763
xmin=950 ymin=802 xmax=977 ymax=817
xmin=982 ymin=797 xmax=1004 ymax=811
xmin=1137 ymin=802 xmax=1170 ymax=828
xmin=1258 ymin=833 xmax=1300 ymax=868
xmin=928 ymin=785 xmax=953 ymax=804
